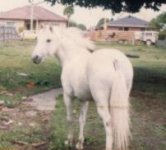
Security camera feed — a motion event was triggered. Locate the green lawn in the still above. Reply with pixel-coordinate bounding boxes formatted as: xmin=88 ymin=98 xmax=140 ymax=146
xmin=0 ymin=40 xmax=61 ymax=107
xmin=0 ymin=40 xmax=165 ymax=150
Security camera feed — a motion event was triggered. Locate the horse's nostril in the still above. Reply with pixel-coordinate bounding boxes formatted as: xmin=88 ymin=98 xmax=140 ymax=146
xmin=32 ymin=55 xmax=41 ymax=64
xmin=34 ymin=55 xmax=39 ymax=60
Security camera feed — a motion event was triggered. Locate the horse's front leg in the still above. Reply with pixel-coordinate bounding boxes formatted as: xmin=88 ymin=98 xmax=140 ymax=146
xmin=63 ymin=92 xmax=73 ymax=146
xmin=76 ymin=101 xmax=89 ymax=150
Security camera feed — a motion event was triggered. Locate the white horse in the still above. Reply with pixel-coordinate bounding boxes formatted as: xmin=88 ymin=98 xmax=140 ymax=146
xmin=32 ymin=26 xmax=133 ymax=150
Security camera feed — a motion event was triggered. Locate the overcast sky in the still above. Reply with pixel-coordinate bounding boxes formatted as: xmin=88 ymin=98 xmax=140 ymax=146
xmin=0 ymin=0 xmax=166 ymax=28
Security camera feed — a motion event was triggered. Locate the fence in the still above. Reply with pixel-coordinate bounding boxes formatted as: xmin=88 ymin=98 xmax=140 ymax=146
xmin=89 ymin=30 xmax=135 ymax=43
xmin=0 ymin=26 xmax=21 ymax=41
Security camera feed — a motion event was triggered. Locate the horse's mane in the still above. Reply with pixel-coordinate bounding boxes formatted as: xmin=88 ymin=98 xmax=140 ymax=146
xmin=54 ymin=26 xmax=95 ymax=51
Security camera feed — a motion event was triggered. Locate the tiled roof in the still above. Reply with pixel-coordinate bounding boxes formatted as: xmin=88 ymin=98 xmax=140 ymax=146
xmin=0 ymin=5 xmax=67 ymax=22
xmin=108 ymin=16 xmax=149 ymax=28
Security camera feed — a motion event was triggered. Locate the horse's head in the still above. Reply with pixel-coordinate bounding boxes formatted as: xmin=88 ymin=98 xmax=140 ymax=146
xmin=32 ymin=25 xmax=59 ymax=64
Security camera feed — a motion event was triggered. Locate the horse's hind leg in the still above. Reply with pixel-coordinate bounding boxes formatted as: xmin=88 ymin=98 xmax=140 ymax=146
xmin=91 ymin=88 xmax=113 ymax=150
xmin=63 ymin=92 xmax=74 ymax=146
xmin=96 ymin=102 xmax=113 ymax=150
xmin=76 ymin=101 xmax=89 ymax=150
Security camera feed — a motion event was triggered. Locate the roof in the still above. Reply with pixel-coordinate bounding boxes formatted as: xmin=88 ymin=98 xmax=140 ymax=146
xmin=108 ymin=16 xmax=149 ymax=28
xmin=0 ymin=5 xmax=67 ymax=22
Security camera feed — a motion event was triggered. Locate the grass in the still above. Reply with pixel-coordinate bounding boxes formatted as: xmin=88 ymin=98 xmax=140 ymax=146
xmin=0 ymin=40 xmax=165 ymax=150
xmin=0 ymin=40 xmax=61 ymax=106
xmin=49 ymin=96 xmax=105 ymax=150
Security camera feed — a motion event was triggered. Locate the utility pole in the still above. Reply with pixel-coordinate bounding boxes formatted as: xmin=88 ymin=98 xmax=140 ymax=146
xmin=29 ymin=0 xmax=45 ymax=31
xmin=29 ymin=0 xmax=34 ymax=31
xmin=104 ymin=17 xmax=107 ymax=31
xmin=103 ymin=13 xmax=108 ymax=40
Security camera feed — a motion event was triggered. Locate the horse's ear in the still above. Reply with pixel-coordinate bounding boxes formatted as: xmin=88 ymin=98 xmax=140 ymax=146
xmin=49 ymin=26 xmax=54 ymax=33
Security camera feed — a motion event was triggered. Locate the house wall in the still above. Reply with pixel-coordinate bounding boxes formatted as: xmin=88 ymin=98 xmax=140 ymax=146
xmin=107 ymin=26 xmax=146 ymax=31
xmin=0 ymin=19 xmax=67 ymax=32
xmin=90 ymin=25 xmax=148 ymax=41
xmin=38 ymin=21 xmax=67 ymax=29
xmin=90 ymin=30 xmax=135 ymax=42
xmin=0 ymin=20 xmax=25 ymax=32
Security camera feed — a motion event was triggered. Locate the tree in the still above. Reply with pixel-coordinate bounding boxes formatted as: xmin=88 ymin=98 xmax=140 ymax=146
xmin=68 ymin=21 xmax=87 ymax=30
xmin=96 ymin=18 xmax=110 ymax=27
xmin=68 ymin=21 xmax=77 ymax=27
xmin=149 ymin=12 xmax=166 ymax=40
xmin=46 ymin=0 xmax=165 ymax=13
xmin=63 ymin=5 xmax=74 ymax=27
xmin=149 ymin=12 xmax=166 ymax=30
xmin=77 ymin=24 xmax=87 ymax=30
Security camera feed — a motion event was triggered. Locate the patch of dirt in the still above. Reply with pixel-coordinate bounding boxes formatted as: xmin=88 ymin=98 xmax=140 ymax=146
xmin=129 ymin=91 xmax=166 ymax=150
xmin=0 ymin=101 xmax=52 ymax=150
xmin=0 ymin=89 xmax=63 ymax=150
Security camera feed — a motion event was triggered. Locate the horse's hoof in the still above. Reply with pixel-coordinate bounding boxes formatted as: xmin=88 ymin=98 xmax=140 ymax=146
xmin=76 ymin=142 xmax=83 ymax=150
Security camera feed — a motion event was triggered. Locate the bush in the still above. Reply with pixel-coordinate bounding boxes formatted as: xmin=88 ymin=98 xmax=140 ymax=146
xmin=18 ymin=27 xmax=25 ymax=33
xmin=158 ymin=30 xmax=166 ymax=40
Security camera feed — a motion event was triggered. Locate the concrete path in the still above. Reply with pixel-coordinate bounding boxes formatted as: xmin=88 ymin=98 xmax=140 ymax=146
xmin=29 ymin=88 xmax=63 ymax=111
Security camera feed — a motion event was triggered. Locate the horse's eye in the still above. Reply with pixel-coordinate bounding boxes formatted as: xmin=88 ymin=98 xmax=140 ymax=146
xmin=46 ymin=39 xmax=51 ymax=43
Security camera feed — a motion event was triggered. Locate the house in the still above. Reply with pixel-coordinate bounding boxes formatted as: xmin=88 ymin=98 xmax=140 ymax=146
xmin=91 ymin=16 xmax=152 ymax=42
xmin=97 ymin=15 xmax=149 ymax=31
xmin=0 ymin=5 xmax=67 ymax=32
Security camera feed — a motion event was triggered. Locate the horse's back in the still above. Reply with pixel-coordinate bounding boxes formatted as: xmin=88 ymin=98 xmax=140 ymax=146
xmin=88 ymin=49 xmax=133 ymax=91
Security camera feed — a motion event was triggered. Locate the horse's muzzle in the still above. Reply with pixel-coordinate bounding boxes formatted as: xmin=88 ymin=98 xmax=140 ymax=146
xmin=32 ymin=55 xmax=42 ymax=64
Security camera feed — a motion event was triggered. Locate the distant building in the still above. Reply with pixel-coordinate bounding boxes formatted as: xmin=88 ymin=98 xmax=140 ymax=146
xmin=0 ymin=5 xmax=67 ymax=32
xmin=90 ymin=16 xmax=152 ymax=42
xmin=97 ymin=16 xmax=149 ymax=31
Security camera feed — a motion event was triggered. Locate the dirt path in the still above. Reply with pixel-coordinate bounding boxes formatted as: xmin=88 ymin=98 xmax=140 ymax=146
xmin=29 ymin=88 xmax=63 ymax=111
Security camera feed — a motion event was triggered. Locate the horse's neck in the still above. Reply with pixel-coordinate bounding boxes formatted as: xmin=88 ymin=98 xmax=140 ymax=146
xmin=56 ymin=43 xmax=90 ymax=67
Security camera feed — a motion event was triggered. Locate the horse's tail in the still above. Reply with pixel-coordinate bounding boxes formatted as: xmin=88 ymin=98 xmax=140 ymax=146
xmin=110 ymin=60 xmax=130 ymax=150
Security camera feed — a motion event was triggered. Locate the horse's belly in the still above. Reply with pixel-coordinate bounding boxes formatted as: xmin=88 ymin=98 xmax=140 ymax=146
xmin=71 ymin=78 xmax=92 ymax=100
xmin=62 ymin=62 xmax=92 ymax=101
xmin=74 ymin=88 xmax=92 ymax=100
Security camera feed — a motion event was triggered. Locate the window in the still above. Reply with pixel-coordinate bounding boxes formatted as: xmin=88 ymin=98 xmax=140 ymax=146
xmin=124 ymin=27 xmax=129 ymax=31
xmin=118 ymin=27 xmax=123 ymax=30
xmin=25 ymin=21 xmax=30 ymax=30
xmin=6 ymin=21 xmax=15 ymax=26
xmin=146 ymin=33 xmax=152 ymax=36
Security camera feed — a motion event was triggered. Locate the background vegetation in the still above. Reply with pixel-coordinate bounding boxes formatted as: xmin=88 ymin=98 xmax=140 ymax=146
xmin=149 ymin=12 xmax=166 ymax=40
xmin=46 ymin=0 xmax=166 ymax=13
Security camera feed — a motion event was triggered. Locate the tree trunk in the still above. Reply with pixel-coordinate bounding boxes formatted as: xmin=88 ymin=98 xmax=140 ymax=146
xmin=67 ymin=16 xmax=70 ymax=28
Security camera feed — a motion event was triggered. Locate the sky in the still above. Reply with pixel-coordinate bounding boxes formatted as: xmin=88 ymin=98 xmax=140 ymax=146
xmin=0 ymin=0 xmax=166 ymax=28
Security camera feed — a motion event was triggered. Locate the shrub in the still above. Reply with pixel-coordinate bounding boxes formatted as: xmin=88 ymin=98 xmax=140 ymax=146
xmin=158 ymin=30 xmax=166 ymax=40
xmin=18 ymin=27 xmax=25 ymax=33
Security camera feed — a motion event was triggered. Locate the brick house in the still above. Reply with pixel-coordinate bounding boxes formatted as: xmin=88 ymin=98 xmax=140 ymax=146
xmin=91 ymin=16 xmax=150 ymax=41
xmin=98 ymin=15 xmax=149 ymax=31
